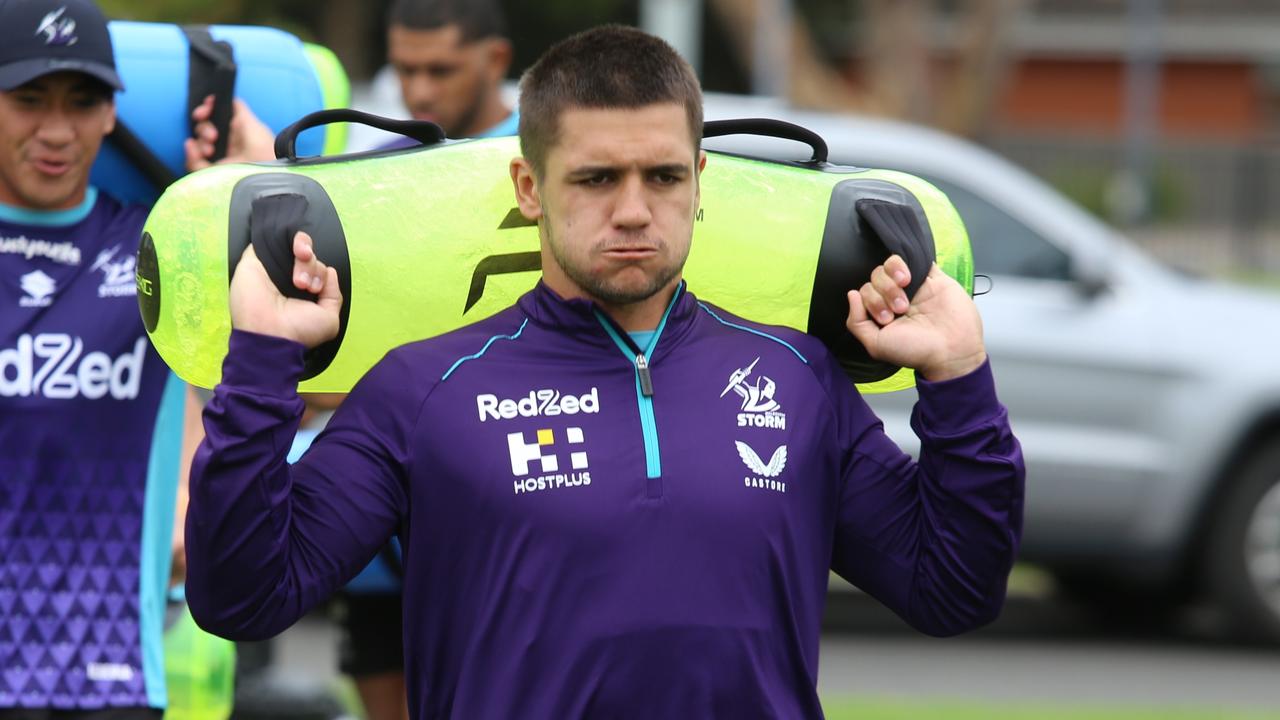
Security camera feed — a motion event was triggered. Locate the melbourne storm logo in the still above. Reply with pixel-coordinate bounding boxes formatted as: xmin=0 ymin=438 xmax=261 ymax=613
xmin=720 ymin=357 xmax=787 ymax=430
xmin=91 ymin=246 xmax=137 ymax=298
xmin=36 ymin=7 xmax=78 ymax=46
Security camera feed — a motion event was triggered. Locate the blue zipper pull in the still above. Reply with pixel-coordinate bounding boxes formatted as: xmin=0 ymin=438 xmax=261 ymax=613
xmin=635 ymin=353 xmax=654 ymax=397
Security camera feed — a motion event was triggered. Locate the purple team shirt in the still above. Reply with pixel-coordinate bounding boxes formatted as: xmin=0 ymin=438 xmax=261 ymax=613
xmin=1 ymin=191 xmax=168 ymax=709
xmin=187 ymin=281 xmax=1025 ymax=719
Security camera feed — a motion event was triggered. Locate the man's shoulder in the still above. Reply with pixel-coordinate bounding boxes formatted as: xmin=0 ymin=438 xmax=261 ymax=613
xmin=89 ymin=190 xmax=149 ymax=235
xmin=381 ymin=303 xmax=531 ymax=379
xmin=691 ymin=299 xmax=830 ymax=365
xmin=344 ymin=304 xmax=530 ymax=420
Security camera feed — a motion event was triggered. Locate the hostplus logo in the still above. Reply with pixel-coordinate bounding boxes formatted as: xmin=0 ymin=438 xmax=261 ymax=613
xmin=19 ymin=270 xmax=57 ymax=307
xmin=507 ymin=427 xmax=591 ymax=495
xmin=720 ymin=357 xmax=787 ymax=430
xmin=91 ymin=245 xmax=137 ymax=298
xmin=736 ymin=441 xmax=788 ymax=494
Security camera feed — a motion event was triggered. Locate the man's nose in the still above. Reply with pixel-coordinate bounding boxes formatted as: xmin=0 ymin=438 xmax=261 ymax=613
xmin=35 ymin=109 xmax=75 ymax=145
xmin=612 ymin=175 xmax=652 ymax=228
xmin=405 ymin=73 xmax=438 ymax=107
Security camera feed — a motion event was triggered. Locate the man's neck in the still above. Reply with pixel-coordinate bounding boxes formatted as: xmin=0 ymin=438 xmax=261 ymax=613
xmin=465 ymin=98 xmax=512 ymax=138
xmin=594 ymin=280 xmax=681 ymax=333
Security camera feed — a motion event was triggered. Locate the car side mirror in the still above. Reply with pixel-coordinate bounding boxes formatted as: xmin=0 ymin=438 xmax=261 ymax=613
xmin=1070 ymin=251 xmax=1111 ymax=300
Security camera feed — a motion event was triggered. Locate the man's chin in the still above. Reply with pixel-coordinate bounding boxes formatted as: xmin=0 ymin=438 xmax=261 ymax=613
xmin=588 ymin=274 xmax=679 ymax=307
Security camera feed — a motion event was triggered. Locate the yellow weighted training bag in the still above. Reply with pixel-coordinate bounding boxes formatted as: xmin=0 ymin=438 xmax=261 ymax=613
xmin=137 ymin=112 xmax=971 ymax=394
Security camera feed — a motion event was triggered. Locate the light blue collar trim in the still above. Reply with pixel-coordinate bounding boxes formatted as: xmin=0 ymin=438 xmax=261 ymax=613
xmin=594 ymin=281 xmax=684 ymax=357
xmin=645 ymin=282 xmax=684 ymax=356
xmin=477 ymin=110 xmax=520 ymax=139
xmin=628 ymin=330 xmax=657 ymax=349
xmin=698 ymin=302 xmax=809 ymax=364
xmin=441 ymin=318 xmax=529 ymax=381
xmin=0 ymin=187 xmax=97 ymax=227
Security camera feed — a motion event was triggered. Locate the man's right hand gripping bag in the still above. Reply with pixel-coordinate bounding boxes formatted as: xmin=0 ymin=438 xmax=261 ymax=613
xmin=137 ymin=113 xmax=973 ymax=394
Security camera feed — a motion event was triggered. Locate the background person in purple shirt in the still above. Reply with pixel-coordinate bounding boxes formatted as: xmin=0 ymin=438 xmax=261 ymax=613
xmin=187 ymin=25 xmax=1025 ymax=719
xmin=0 ymin=1 xmax=274 ymax=717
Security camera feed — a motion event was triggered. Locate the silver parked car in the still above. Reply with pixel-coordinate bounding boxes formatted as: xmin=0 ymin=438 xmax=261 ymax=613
xmin=701 ymin=94 xmax=1280 ymax=642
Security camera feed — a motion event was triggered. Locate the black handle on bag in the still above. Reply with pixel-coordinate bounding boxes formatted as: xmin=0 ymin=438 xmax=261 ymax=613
xmin=183 ymin=26 xmax=236 ymax=162
xmin=855 ymin=198 xmax=933 ymax=301
xmin=274 ymin=109 xmax=447 ymax=161
xmin=702 ymin=118 xmax=829 ymax=164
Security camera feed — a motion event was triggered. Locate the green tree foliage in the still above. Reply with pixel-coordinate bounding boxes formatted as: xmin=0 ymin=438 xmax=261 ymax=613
xmin=98 ymin=0 xmax=636 ymax=78
xmin=98 ymin=0 xmax=312 ymax=38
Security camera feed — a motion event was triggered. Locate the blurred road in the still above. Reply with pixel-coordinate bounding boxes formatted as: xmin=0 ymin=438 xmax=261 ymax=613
xmin=818 ymin=633 xmax=1280 ymax=711
xmin=257 ymin=586 xmax=1280 ymax=716
xmin=818 ymin=592 xmax=1280 ymax=711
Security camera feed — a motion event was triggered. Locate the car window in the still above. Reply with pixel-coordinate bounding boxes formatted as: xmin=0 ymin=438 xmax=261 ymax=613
xmin=924 ymin=177 xmax=1072 ymax=280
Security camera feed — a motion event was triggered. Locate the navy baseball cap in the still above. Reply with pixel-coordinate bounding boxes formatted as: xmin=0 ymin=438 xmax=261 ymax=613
xmin=0 ymin=0 xmax=123 ymax=92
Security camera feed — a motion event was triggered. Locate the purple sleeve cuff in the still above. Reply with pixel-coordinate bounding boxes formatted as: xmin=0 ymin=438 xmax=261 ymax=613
xmin=913 ymin=358 xmax=1003 ymax=433
xmin=219 ymin=329 xmax=307 ymax=397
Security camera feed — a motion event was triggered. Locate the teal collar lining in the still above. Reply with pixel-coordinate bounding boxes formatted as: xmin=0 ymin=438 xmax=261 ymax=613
xmin=0 ymin=187 xmax=98 ymax=227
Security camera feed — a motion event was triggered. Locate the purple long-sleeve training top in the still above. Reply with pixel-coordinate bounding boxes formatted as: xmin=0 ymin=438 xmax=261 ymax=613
xmin=186 ymin=281 xmax=1024 ymax=719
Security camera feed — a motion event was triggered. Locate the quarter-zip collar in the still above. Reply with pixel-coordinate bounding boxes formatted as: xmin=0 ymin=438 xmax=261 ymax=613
xmin=516 ymin=280 xmax=699 ymax=359
xmin=516 ymin=281 xmax=694 ymax=486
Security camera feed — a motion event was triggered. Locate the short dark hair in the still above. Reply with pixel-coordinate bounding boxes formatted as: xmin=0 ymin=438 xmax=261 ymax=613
xmin=387 ymin=0 xmax=507 ymax=42
xmin=517 ymin=25 xmax=703 ymax=174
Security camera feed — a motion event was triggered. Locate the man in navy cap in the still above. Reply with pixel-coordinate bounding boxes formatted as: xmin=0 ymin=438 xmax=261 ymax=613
xmin=0 ymin=0 xmax=126 ymax=210
xmin=0 ymin=1 xmax=270 ymax=717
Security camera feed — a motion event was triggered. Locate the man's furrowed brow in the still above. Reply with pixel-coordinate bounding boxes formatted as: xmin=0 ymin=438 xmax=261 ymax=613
xmin=567 ymin=162 xmax=691 ymax=177
xmin=566 ymin=164 xmax=620 ymax=178
xmin=646 ymin=163 xmax=691 ymax=176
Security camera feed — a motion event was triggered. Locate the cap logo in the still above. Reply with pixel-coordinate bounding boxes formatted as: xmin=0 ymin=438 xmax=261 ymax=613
xmin=36 ymin=7 xmax=79 ymax=47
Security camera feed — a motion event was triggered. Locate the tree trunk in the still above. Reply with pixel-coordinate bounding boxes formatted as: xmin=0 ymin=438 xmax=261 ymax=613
xmin=707 ymin=0 xmax=1021 ymax=138
xmin=707 ymin=0 xmax=876 ymax=113
xmin=934 ymin=0 xmax=1023 ymax=138
xmin=863 ymin=0 xmax=932 ymax=123
xmin=317 ymin=0 xmax=377 ymax=80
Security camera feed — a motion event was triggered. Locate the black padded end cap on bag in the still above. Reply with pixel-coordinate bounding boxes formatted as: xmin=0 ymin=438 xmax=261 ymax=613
xmin=228 ymin=173 xmax=352 ymax=381
xmin=807 ymin=179 xmax=936 ymax=385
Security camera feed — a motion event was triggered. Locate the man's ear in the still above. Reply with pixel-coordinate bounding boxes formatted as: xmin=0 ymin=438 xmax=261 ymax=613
xmin=694 ymin=149 xmax=707 ymax=207
xmin=102 ymin=98 xmax=117 ymax=136
xmin=510 ymin=157 xmax=543 ymax=221
xmin=487 ymin=38 xmax=514 ymax=84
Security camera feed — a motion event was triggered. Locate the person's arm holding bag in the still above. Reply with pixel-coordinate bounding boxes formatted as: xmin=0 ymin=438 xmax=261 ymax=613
xmin=185 ymin=233 xmax=411 ymax=640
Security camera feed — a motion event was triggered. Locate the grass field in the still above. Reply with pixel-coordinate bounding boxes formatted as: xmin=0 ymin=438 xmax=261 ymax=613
xmin=822 ymin=696 xmax=1280 ymax=719
xmin=332 ymin=680 xmax=1280 ymax=719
